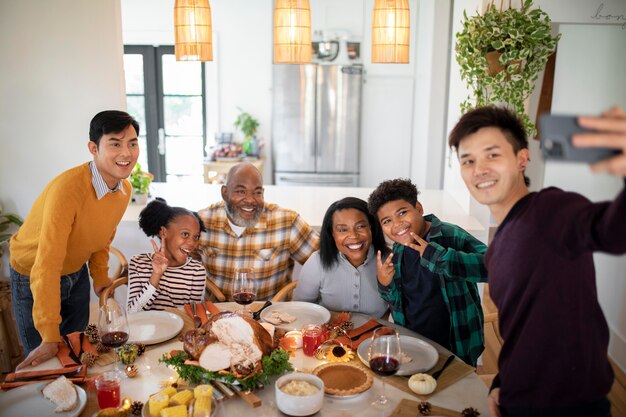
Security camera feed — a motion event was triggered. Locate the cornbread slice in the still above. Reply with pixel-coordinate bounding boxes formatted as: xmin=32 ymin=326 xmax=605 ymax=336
xmin=41 ymin=375 xmax=78 ymax=412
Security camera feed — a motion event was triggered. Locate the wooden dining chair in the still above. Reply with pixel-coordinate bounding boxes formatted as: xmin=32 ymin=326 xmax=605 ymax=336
xmin=99 ymin=246 xmax=129 ymax=307
xmin=477 ymin=284 xmax=503 ymax=387
xmin=204 ymin=279 xmax=298 ymax=303
xmin=271 ymin=281 xmax=298 ymax=303
xmin=205 ymin=278 xmax=226 ymax=302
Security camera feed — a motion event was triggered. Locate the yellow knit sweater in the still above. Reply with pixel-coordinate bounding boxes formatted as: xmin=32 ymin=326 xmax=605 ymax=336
xmin=10 ymin=163 xmax=131 ymax=342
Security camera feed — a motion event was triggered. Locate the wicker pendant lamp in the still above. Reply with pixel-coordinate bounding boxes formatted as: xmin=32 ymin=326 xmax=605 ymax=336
xmin=371 ymin=0 xmax=410 ymax=63
xmin=174 ymin=0 xmax=213 ymax=61
xmin=273 ymin=0 xmax=312 ymax=64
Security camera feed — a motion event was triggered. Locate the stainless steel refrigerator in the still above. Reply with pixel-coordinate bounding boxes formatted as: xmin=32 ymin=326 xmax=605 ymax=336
xmin=272 ymin=64 xmax=363 ymax=187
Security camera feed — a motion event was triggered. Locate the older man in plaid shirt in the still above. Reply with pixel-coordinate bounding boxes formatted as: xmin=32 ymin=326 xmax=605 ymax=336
xmin=197 ymin=163 xmax=319 ymax=300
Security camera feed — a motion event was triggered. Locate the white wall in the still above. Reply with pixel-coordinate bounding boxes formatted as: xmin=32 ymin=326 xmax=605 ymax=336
xmin=545 ymin=23 xmax=626 ymax=370
xmin=0 ymin=0 xmax=126 ymax=276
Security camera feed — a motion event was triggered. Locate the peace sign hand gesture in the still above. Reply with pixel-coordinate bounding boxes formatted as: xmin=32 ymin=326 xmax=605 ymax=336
xmin=405 ymin=232 xmax=429 ymax=256
xmin=376 ymin=250 xmax=395 ymax=286
xmin=149 ymin=237 xmax=169 ymax=287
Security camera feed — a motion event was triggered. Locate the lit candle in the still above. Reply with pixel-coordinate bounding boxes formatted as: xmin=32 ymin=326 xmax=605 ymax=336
xmin=121 ymin=397 xmax=131 ymax=410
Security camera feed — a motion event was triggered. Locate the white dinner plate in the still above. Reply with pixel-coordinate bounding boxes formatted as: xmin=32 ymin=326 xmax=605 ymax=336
xmin=357 ymin=335 xmax=439 ymax=376
xmin=127 ymin=310 xmax=184 ymax=345
xmin=0 ymin=381 xmax=87 ymax=417
xmin=260 ymin=302 xmax=331 ymax=331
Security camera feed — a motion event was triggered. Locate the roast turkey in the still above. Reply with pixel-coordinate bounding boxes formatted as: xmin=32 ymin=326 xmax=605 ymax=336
xmin=182 ymin=312 xmax=274 ymax=377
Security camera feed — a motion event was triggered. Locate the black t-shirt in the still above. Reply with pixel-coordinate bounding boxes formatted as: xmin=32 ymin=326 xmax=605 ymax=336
xmin=400 ymin=243 xmax=451 ymax=350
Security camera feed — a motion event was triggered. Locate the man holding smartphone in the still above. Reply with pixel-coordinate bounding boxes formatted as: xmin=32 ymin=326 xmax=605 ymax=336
xmin=448 ymin=106 xmax=626 ymax=417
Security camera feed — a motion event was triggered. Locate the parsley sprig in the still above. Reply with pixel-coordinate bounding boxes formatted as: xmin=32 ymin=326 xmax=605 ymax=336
xmin=160 ymin=348 xmax=293 ymax=391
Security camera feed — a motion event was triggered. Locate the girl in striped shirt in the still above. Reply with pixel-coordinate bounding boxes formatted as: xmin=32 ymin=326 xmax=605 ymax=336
xmin=127 ymin=198 xmax=207 ymax=312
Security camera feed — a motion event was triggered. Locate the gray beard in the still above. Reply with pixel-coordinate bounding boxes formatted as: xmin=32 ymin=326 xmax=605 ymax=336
xmin=225 ymin=201 xmax=262 ymax=228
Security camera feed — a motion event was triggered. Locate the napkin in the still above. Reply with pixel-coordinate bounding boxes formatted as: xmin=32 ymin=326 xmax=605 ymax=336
xmin=183 ymin=301 xmax=220 ymax=325
xmin=0 ymin=365 xmax=87 ymax=390
xmin=337 ymin=319 xmax=382 ymax=348
xmin=57 ymin=331 xmax=98 ymax=368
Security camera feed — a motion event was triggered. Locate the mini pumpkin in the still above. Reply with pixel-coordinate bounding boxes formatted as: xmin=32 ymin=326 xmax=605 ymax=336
xmin=408 ymin=373 xmax=437 ymax=395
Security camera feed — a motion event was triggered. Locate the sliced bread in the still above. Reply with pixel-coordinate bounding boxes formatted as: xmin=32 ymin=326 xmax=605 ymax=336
xmin=42 ymin=375 xmax=78 ymax=412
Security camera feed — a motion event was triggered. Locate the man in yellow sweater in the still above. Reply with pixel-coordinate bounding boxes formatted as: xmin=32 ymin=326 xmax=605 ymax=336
xmin=10 ymin=110 xmax=139 ymax=369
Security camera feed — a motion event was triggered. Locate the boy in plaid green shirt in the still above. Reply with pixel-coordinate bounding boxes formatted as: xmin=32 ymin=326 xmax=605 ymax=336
xmin=368 ymin=179 xmax=487 ymax=366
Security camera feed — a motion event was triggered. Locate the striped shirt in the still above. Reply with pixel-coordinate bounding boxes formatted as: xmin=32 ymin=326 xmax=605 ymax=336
xmin=126 ymin=253 xmax=206 ymax=312
xmin=197 ymin=201 xmax=319 ymax=300
xmin=89 ymin=161 xmax=125 ymax=199
xmin=379 ymin=214 xmax=487 ymax=366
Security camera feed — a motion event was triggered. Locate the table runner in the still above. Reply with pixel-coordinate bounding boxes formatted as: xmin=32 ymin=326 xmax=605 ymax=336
xmin=390 ymin=398 xmax=460 ymax=417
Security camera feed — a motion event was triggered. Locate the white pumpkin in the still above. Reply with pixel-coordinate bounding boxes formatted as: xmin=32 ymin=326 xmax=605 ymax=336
xmin=408 ymin=373 xmax=437 ymax=395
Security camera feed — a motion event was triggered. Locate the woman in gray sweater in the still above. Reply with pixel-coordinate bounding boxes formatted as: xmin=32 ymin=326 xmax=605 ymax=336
xmin=294 ymin=197 xmax=390 ymax=317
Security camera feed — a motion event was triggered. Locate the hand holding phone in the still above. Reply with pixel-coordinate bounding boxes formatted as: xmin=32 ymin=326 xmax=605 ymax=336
xmin=539 ymin=114 xmax=621 ymax=163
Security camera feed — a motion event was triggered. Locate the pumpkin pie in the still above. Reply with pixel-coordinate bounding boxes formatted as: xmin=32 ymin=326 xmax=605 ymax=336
xmin=312 ymin=362 xmax=373 ymax=396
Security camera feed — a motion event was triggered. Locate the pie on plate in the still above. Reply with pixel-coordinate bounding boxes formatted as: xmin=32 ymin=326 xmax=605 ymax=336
xmin=312 ymin=362 xmax=373 ymax=397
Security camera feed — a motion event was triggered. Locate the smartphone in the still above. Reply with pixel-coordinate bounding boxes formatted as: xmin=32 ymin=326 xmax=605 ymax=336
xmin=539 ymin=113 xmax=620 ymax=163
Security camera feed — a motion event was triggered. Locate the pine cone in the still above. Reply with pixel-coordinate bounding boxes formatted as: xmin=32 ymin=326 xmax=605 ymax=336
xmin=95 ymin=342 xmax=111 ymax=354
xmin=339 ymin=321 xmax=354 ymax=331
xmin=125 ymin=364 xmax=139 ymax=378
xmin=461 ymin=407 xmax=480 ymax=417
xmin=84 ymin=324 xmax=99 ymax=343
xmin=417 ymin=401 xmax=432 ymax=415
xmin=80 ymin=351 xmax=98 ymax=367
xmin=130 ymin=400 xmax=143 ymax=415
xmin=136 ymin=343 xmax=146 ymax=356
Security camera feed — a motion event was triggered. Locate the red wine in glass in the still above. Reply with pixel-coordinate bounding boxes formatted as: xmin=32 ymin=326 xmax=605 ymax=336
xmin=233 ymin=268 xmax=256 ymax=316
xmin=368 ymin=327 xmax=402 ymax=408
xmin=100 ymin=331 xmax=129 ymax=349
xmin=98 ymin=298 xmax=130 ymax=375
xmin=369 ymin=355 xmax=400 ymax=377
xmin=233 ymin=291 xmax=256 ymax=305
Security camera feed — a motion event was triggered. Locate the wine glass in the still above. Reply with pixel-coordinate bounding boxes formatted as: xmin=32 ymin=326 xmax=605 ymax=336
xmin=98 ymin=297 xmax=130 ymax=375
xmin=232 ymin=268 xmax=256 ymax=317
xmin=368 ymin=327 xmax=401 ymax=408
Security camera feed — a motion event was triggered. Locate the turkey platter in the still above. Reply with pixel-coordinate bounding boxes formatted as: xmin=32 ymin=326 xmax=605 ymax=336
xmin=181 ymin=312 xmax=275 ymax=378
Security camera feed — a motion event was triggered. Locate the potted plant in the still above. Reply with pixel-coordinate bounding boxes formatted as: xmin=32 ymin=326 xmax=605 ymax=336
xmin=129 ymin=163 xmax=153 ymax=204
xmin=0 ymin=205 xmax=23 ymax=261
xmin=234 ymin=108 xmax=260 ymax=157
xmin=455 ymin=0 xmax=560 ymax=137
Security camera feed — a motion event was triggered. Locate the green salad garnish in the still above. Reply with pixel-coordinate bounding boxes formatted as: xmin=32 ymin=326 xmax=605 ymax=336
xmin=160 ymin=348 xmax=293 ymax=391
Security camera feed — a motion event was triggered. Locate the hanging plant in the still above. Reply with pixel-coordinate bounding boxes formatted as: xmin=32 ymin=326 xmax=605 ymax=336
xmin=455 ymin=0 xmax=560 ymax=137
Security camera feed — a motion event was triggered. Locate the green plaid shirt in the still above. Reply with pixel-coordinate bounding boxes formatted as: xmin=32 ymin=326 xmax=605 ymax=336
xmin=378 ymin=214 xmax=487 ymax=366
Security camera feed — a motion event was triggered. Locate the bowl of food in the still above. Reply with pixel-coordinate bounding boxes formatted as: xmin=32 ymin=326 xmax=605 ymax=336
xmin=275 ymin=373 xmax=324 ymax=416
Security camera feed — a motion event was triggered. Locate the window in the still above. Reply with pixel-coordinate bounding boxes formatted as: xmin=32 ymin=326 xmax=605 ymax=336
xmin=123 ymin=45 xmax=207 ymax=183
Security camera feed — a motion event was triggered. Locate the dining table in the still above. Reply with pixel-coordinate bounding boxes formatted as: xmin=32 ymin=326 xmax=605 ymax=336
xmin=4 ymin=301 xmax=489 ymax=417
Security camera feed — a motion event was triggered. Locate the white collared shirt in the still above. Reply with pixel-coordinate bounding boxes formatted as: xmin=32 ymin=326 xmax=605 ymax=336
xmin=89 ymin=161 xmax=125 ymax=200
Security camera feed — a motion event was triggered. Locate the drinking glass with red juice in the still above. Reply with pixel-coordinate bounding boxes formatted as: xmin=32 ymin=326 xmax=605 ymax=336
xmin=302 ymin=324 xmax=324 ymax=356
xmin=95 ymin=371 xmax=121 ymax=409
